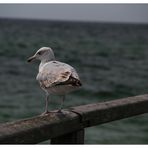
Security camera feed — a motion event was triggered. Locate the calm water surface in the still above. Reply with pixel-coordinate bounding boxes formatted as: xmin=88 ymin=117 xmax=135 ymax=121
xmin=0 ymin=19 xmax=148 ymax=144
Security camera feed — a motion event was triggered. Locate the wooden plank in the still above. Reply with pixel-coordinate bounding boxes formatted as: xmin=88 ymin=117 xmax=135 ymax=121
xmin=71 ymin=94 xmax=148 ymax=127
xmin=51 ymin=129 xmax=84 ymax=144
xmin=0 ymin=111 xmax=83 ymax=144
xmin=0 ymin=94 xmax=148 ymax=144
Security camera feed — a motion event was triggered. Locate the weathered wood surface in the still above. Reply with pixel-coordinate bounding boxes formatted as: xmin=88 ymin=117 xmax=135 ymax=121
xmin=0 ymin=94 xmax=148 ymax=144
xmin=0 ymin=111 xmax=82 ymax=144
xmin=71 ymin=94 xmax=148 ymax=127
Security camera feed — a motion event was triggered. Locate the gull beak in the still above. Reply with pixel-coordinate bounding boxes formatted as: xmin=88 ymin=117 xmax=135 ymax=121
xmin=27 ymin=55 xmax=36 ymax=63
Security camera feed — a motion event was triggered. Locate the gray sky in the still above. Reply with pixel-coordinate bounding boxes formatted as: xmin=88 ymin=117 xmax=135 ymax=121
xmin=0 ymin=4 xmax=148 ymax=23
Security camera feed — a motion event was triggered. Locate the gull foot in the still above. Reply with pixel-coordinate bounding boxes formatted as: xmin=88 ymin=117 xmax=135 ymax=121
xmin=40 ymin=111 xmax=51 ymax=116
xmin=57 ymin=110 xmax=63 ymax=114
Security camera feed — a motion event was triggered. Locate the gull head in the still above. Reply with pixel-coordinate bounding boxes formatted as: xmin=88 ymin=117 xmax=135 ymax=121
xmin=27 ymin=47 xmax=55 ymax=63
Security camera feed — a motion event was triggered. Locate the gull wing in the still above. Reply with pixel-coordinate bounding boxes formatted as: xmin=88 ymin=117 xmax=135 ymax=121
xmin=36 ymin=61 xmax=79 ymax=88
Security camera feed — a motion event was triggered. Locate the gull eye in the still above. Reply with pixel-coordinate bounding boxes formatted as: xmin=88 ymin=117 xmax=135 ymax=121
xmin=37 ymin=51 xmax=42 ymax=55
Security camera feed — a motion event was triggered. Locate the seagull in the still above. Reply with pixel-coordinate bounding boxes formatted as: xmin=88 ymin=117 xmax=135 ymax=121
xmin=27 ymin=47 xmax=82 ymax=115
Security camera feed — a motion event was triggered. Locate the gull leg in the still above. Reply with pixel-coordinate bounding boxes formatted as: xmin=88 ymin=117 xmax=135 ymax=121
xmin=41 ymin=93 xmax=50 ymax=115
xmin=45 ymin=93 xmax=49 ymax=113
xmin=58 ymin=95 xmax=65 ymax=113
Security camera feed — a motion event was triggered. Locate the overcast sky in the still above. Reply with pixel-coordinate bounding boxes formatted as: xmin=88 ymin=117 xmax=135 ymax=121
xmin=0 ymin=4 xmax=148 ymax=23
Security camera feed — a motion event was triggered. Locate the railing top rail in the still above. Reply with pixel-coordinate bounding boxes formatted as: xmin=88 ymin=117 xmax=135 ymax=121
xmin=0 ymin=94 xmax=148 ymax=144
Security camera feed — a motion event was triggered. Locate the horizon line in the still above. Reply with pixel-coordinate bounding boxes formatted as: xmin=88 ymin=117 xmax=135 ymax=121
xmin=0 ymin=16 xmax=148 ymax=25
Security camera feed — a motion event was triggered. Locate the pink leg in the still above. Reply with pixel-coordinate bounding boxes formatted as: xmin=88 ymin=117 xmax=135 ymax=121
xmin=57 ymin=95 xmax=65 ymax=113
xmin=41 ymin=93 xmax=50 ymax=116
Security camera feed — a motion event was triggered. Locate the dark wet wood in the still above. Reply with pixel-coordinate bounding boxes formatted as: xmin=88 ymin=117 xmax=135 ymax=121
xmin=51 ymin=129 xmax=84 ymax=144
xmin=0 ymin=94 xmax=148 ymax=144
xmin=71 ymin=94 xmax=148 ymax=127
xmin=0 ymin=111 xmax=82 ymax=144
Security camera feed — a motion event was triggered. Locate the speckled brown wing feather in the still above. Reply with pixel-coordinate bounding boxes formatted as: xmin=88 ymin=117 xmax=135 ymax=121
xmin=36 ymin=61 xmax=80 ymax=89
xmin=55 ymin=75 xmax=82 ymax=87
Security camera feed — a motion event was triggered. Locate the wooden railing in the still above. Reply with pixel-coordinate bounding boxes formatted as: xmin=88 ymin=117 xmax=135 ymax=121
xmin=0 ymin=94 xmax=148 ymax=144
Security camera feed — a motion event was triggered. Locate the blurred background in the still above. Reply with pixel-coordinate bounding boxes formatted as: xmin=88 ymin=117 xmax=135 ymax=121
xmin=0 ymin=3 xmax=148 ymax=144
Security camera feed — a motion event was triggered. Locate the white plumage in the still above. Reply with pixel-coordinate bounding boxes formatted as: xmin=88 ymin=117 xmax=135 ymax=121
xmin=27 ymin=47 xmax=82 ymax=115
xmin=37 ymin=61 xmax=80 ymax=95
